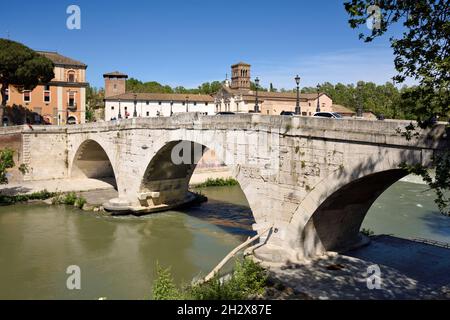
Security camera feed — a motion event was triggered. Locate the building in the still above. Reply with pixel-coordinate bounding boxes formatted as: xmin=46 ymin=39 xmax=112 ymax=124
xmin=103 ymin=72 xmax=215 ymax=120
xmin=214 ymin=62 xmax=333 ymax=116
xmin=3 ymin=51 xmax=88 ymax=125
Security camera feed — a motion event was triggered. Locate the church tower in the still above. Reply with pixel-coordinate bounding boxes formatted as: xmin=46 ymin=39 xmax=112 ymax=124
xmin=230 ymin=62 xmax=251 ymax=90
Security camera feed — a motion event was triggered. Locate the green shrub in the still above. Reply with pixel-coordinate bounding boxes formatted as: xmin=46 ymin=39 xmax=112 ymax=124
xmin=63 ymin=192 xmax=78 ymax=206
xmin=195 ymin=177 xmax=239 ymax=188
xmin=0 ymin=189 xmax=56 ymax=205
xmin=75 ymin=196 xmax=87 ymax=209
xmin=151 ymin=258 xmax=267 ymax=300
xmin=361 ymin=228 xmax=375 ymax=236
xmin=152 ymin=263 xmax=182 ymax=300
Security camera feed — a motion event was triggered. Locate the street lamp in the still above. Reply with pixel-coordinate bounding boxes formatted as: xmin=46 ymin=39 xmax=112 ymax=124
xmin=356 ymin=84 xmax=363 ymax=118
xmin=185 ymin=96 xmax=189 ymax=112
xmin=316 ymin=84 xmax=321 ymax=113
xmin=254 ymin=77 xmax=260 ymax=113
xmin=170 ymin=100 xmax=173 ymax=116
xmin=295 ymin=75 xmax=301 ymax=115
xmin=118 ymin=99 xmax=122 ymax=119
xmin=133 ymin=94 xmax=138 ymax=117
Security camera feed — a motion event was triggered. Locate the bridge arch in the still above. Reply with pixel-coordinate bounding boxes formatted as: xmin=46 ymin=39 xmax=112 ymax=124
xmin=288 ymin=168 xmax=409 ymax=259
xmin=70 ymin=139 xmax=117 ymax=186
xmin=138 ymin=138 xmax=260 ymax=222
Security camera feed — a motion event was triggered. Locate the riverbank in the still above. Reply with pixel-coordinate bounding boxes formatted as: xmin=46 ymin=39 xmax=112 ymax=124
xmin=262 ymin=235 xmax=450 ymax=300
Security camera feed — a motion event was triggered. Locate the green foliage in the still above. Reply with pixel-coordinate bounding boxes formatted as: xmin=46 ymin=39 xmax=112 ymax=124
xmin=0 ymin=189 xmax=55 ymax=205
xmin=361 ymin=228 xmax=375 ymax=236
xmin=0 ymin=39 xmax=54 ymax=120
xmin=302 ymin=81 xmax=411 ymax=119
xmin=151 ymin=258 xmax=268 ymax=300
xmin=344 ymin=0 xmax=450 ymax=215
xmin=0 ymin=148 xmax=15 ymax=184
xmin=52 ymin=192 xmax=86 ymax=209
xmin=126 ymin=78 xmax=223 ymax=95
xmin=152 ymin=263 xmax=182 ymax=300
xmin=194 ymin=177 xmax=239 ymax=188
xmin=86 ymin=85 xmax=104 ymax=122
xmin=75 ymin=196 xmax=87 ymax=209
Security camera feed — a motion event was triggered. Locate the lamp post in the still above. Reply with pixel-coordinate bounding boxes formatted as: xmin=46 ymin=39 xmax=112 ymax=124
xmin=185 ymin=96 xmax=189 ymax=112
xmin=254 ymin=77 xmax=260 ymax=113
xmin=133 ymin=94 xmax=138 ymax=117
xmin=356 ymin=83 xmax=363 ymax=118
xmin=118 ymin=99 xmax=122 ymax=119
xmin=316 ymin=84 xmax=321 ymax=113
xmin=170 ymin=100 xmax=173 ymax=116
xmin=295 ymin=75 xmax=301 ymax=115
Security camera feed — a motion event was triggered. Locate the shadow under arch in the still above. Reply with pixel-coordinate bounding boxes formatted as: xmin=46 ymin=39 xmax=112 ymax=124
xmin=302 ymin=168 xmax=408 ymax=253
xmin=139 ymin=140 xmax=257 ymax=225
xmin=71 ymin=139 xmax=117 ymax=188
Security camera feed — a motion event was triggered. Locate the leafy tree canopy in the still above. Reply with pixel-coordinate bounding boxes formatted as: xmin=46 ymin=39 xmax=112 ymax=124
xmin=344 ymin=0 xmax=450 ymax=215
xmin=0 ymin=39 xmax=54 ymax=119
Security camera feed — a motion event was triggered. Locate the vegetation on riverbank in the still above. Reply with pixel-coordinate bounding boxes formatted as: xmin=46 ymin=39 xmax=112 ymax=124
xmin=0 ymin=189 xmax=56 ymax=205
xmin=194 ymin=177 xmax=239 ymax=188
xmin=52 ymin=192 xmax=87 ymax=209
xmin=152 ymin=258 xmax=268 ymax=300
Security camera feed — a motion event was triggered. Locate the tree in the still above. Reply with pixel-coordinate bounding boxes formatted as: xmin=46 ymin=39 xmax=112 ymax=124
xmin=344 ymin=0 xmax=450 ymax=215
xmin=86 ymin=85 xmax=104 ymax=122
xmin=0 ymin=39 xmax=55 ymax=121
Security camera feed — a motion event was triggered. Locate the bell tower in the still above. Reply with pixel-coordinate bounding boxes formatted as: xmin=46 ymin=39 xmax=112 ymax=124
xmin=231 ymin=62 xmax=251 ymax=90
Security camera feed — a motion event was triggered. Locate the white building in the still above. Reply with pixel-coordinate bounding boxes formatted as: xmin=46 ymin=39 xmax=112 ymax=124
xmin=103 ymin=72 xmax=215 ymax=120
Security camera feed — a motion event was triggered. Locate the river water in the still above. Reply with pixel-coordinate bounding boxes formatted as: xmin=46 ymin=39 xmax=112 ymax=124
xmin=0 ymin=180 xmax=449 ymax=299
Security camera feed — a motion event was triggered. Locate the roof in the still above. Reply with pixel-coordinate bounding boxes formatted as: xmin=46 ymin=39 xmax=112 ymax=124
xmin=231 ymin=62 xmax=251 ymax=67
xmin=103 ymin=71 xmax=128 ymax=78
xmin=331 ymin=104 xmax=355 ymax=114
xmin=106 ymin=92 xmax=214 ymax=103
xmin=37 ymin=51 xmax=87 ymax=68
xmin=221 ymin=86 xmax=329 ymax=101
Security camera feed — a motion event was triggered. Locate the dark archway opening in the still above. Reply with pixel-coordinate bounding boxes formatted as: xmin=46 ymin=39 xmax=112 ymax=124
xmin=140 ymin=140 xmax=256 ymax=235
xmin=306 ymin=169 xmax=408 ymax=252
xmin=71 ymin=140 xmax=117 ymax=189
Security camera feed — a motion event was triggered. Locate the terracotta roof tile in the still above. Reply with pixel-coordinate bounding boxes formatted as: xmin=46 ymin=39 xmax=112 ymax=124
xmin=37 ymin=51 xmax=87 ymax=68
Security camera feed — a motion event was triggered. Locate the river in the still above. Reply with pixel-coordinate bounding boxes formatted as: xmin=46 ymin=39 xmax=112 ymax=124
xmin=0 ymin=180 xmax=449 ymax=299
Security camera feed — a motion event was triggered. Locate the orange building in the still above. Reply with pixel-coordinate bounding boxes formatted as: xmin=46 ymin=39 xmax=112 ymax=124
xmin=3 ymin=51 xmax=88 ymax=125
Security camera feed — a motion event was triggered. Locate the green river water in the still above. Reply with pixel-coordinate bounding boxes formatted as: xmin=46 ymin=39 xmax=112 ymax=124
xmin=0 ymin=180 xmax=449 ymax=299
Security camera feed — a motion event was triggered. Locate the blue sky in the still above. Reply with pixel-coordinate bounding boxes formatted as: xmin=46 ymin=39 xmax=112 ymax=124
xmin=1 ymin=0 xmax=403 ymax=89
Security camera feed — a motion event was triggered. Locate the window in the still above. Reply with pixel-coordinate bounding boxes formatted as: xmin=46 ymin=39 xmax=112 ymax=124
xmin=182 ymin=102 xmax=185 ymax=106
xmin=124 ymin=107 xmax=128 ymax=110
xmin=44 ymin=85 xmax=50 ymax=103
xmin=68 ymin=71 xmax=75 ymax=82
xmin=24 ymin=90 xmax=31 ymax=102
xmin=302 ymin=112 xmax=307 ymax=116
xmin=5 ymin=89 xmax=9 ymax=101
xmin=111 ymin=106 xmax=115 ymax=110
xmin=193 ymin=102 xmax=197 ymax=106
xmin=146 ymin=101 xmax=149 ymax=105
xmin=146 ymin=111 xmax=149 ymax=116
xmin=68 ymin=92 xmax=75 ymax=107
xmin=158 ymin=101 xmax=162 ymax=105
xmin=205 ymin=102 xmax=208 ymax=106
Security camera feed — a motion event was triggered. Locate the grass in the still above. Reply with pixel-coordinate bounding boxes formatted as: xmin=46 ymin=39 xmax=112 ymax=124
xmin=194 ymin=177 xmax=239 ymax=188
xmin=0 ymin=189 xmax=56 ymax=205
xmin=152 ymin=258 xmax=268 ymax=300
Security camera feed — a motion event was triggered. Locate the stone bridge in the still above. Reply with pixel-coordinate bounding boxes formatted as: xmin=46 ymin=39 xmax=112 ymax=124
xmin=1 ymin=113 xmax=448 ymax=262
